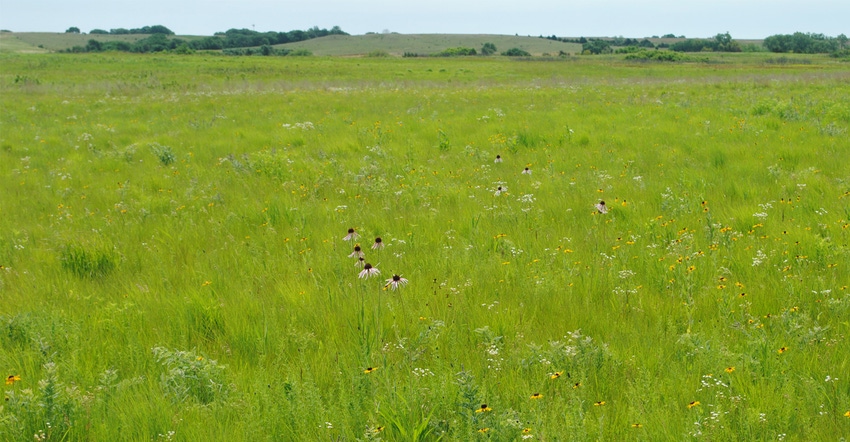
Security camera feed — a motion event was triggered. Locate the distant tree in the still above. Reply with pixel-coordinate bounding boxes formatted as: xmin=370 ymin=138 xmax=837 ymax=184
xmin=481 ymin=42 xmax=497 ymax=55
xmin=662 ymin=34 xmax=676 ymax=38
xmin=110 ymin=28 xmax=130 ymax=35
xmin=85 ymin=39 xmax=102 ymax=52
xmin=581 ymin=39 xmax=612 ymax=54
xmin=502 ymin=47 xmax=531 ymax=56
xmin=89 ymin=29 xmax=109 ymax=34
xmin=146 ymin=25 xmax=174 ymax=35
xmin=66 ymin=27 xmax=81 ymax=33
xmin=639 ymin=39 xmax=655 ymax=48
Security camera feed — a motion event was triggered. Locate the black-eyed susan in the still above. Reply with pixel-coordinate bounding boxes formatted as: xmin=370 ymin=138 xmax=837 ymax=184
xmin=384 ymin=274 xmax=408 ymax=291
xmin=344 ymin=228 xmax=359 ymax=241
xmin=550 ymin=371 xmax=563 ymax=380
xmin=372 ymin=237 xmax=384 ymax=250
xmin=358 ymin=263 xmax=380 ymax=279
xmin=478 ymin=428 xmax=489 ymax=433
xmin=349 ymin=245 xmax=364 ymax=259
xmin=594 ymin=401 xmax=606 ymax=406
xmin=522 ymin=428 xmax=532 ymax=434
xmin=687 ymin=401 xmax=700 ymax=409
xmin=778 ymin=347 xmax=787 ymax=354
xmin=374 ymin=426 xmax=385 ymax=433
xmin=725 ymin=366 xmax=735 ymax=373
xmin=530 ymin=393 xmax=543 ymax=400
xmin=573 ymin=382 xmax=581 ymax=389
xmin=844 ymin=410 xmax=850 ymax=418
xmin=631 ymin=423 xmax=643 ymax=428
xmin=595 ymin=200 xmax=608 ymax=214
xmin=5 ymin=375 xmax=20 ymax=385
xmin=475 ymin=404 xmax=493 ymax=413
xmin=364 ymin=367 xmax=378 ymax=374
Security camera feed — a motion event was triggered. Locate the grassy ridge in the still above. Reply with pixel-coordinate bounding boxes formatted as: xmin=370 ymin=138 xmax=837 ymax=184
xmin=1 ymin=53 xmax=849 ymax=440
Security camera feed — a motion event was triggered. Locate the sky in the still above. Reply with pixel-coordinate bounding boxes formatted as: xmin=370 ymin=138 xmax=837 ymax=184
xmin=1 ymin=0 xmax=847 ymax=39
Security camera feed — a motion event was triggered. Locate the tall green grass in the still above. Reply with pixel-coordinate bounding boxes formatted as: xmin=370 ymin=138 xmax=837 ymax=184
xmin=1 ymin=52 xmax=849 ymax=440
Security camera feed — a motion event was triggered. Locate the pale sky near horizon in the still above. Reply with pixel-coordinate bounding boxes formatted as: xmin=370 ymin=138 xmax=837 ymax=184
xmin=0 ymin=0 xmax=847 ymax=39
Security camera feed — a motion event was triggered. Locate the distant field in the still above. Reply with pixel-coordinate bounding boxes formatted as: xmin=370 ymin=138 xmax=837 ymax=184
xmin=278 ymin=33 xmax=584 ymax=56
xmin=0 ymin=32 xmax=203 ymax=52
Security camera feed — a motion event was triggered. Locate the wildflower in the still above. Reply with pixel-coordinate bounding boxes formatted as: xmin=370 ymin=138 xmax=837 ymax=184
xmin=594 ymin=401 xmax=606 ymax=406
xmin=631 ymin=423 xmax=643 ymax=428
xmin=384 ymin=274 xmax=408 ymax=290
xmin=494 ymin=155 xmax=502 ymax=163
xmin=550 ymin=371 xmax=563 ymax=379
xmin=725 ymin=366 xmax=735 ymax=373
xmin=494 ymin=185 xmax=506 ymax=196
xmin=778 ymin=347 xmax=787 ymax=354
xmin=364 ymin=367 xmax=378 ymax=374
xmin=359 ymin=263 xmax=380 ymax=279
xmin=478 ymin=428 xmax=489 ymax=433
xmin=844 ymin=411 xmax=850 ymax=418
xmin=595 ymin=200 xmax=608 ymax=214
xmin=374 ymin=426 xmax=385 ymax=432
xmin=348 ymin=245 xmax=364 ymax=258
xmin=476 ymin=404 xmax=493 ymax=413
xmin=355 ymin=257 xmax=366 ymax=268
xmin=530 ymin=393 xmax=543 ymax=399
xmin=344 ymin=228 xmax=359 ymax=241
xmin=522 ymin=167 xmax=531 ymax=175
xmin=523 ymin=428 xmax=532 ymax=434
xmin=372 ymin=237 xmax=384 ymax=249
xmin=5 ymin=375 xmax=20 ymax=385
xmin=688 ymin=401 xmax=700 ymax=409
xmin=573 ymin=382 xmax=581 ymax=388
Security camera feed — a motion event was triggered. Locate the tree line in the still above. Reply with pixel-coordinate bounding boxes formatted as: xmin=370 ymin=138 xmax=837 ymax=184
xmin=62 ymin=26 xmax=348 ymax=54
xmin=763 ymin=32 xmax=848 ymax=54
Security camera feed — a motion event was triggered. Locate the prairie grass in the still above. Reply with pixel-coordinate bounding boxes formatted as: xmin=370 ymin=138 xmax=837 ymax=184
xmin=1 ymin=52 xmax=849 ymax=441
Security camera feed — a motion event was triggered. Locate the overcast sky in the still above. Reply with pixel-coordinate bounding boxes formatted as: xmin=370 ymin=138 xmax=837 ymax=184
xmin=1 ymin=0 xmax=847 ymax=39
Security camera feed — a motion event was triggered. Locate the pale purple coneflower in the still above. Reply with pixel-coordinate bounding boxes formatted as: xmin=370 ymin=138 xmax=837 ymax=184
xmin=494 ymin=155 xmax=502 ymax=163
xmin=358 ymin=262 xmax=380 ymax=279
xmin=385 ymin=274 xmax=408 ymax=290
xmin=595 ymin=200 xmax=608 ymax=214
xmin=521 ymin=167 xmax=531 ymax=175
xmin=494 ymin=185 xmax=506 ymax=196
xmin=372 ymin=237 xmax=384 ymax=250
xmin=348 ymin=245 xmax=364 ymax=258
xmin=355 ymin=257 xmax=366 ymax=268
xmin=344 ymin=227 xmax=359 ymax=241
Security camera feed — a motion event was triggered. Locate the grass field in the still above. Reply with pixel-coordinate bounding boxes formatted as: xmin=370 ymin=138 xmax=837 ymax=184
xmin=1 ymin=52 xmax=849 ymax=441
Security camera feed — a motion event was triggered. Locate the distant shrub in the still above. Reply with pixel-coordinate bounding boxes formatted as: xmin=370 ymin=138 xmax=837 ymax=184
xmin=502 ymin=47 xmax=531 ymax=56
xmin=289 ymin=49 xmax=313 ymax=56
xmin=623 ymin=50 xmax=706 ymax=62
xmin=367 ymin=49 xmax=390 ymax=57
xmin=481 ymin=42 xmax=497 ymax=55
xmin=435 ymin=47 xmax=477 ymax=56
xmin=402 ymin=51 xmax=421 ymax=58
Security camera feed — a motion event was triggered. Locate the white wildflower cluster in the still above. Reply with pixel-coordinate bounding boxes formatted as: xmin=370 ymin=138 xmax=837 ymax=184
xmin=752 ymin=249 xmax=767 ymax=267
xmin=413 ymin=367 xmax=435 ymax=377
xmin=282 ymin=122 xmax=315 ymax=130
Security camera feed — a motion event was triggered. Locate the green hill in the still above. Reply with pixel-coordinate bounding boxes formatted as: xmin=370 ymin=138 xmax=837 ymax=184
xmin=0 ymin=31 xmax=583 ymax=56
xmin=275 ymin=33 xmax=583 ymax=56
